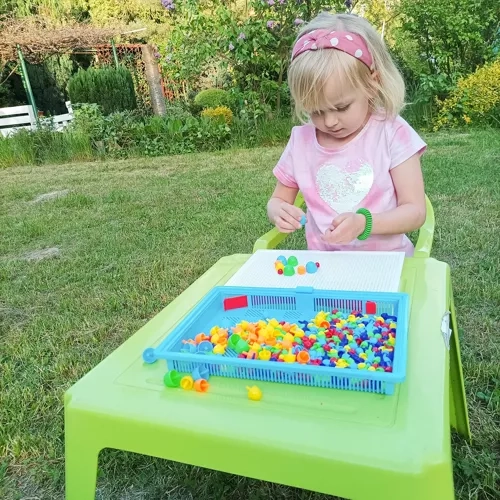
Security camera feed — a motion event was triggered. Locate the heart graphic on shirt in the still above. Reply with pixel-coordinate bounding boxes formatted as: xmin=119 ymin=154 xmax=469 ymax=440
xmin=316 ymin=159 xmax=374 ymax=213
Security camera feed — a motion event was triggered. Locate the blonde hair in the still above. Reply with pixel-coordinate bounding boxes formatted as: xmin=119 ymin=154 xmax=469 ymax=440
xmin=288 ymin=12 xmax=405 ymax=120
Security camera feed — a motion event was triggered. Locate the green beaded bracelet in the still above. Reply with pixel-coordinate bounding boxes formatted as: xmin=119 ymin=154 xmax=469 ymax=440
xmin=356 ymin=208 xmax=373 ymax=240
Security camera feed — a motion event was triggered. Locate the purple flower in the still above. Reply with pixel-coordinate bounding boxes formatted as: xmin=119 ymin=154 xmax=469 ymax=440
xmin=161 ymin=0 xmax=175 ymax=10
xmin=294 ymin=18 xmax=304 ymax=25
xmin=279 ymin=0 xmax=286 ymax=4
xmin=267 ymin=0 xmax=275 ymax=5
xmin=267 ymin=20 xmax=276 ymax=29
xmin=229 ymin=42 xmax=235 ymax=51
xmin=154 ymin=52 xmax=161 ymax=59
xmin=238 ymin=32 xmax=246 ymax=40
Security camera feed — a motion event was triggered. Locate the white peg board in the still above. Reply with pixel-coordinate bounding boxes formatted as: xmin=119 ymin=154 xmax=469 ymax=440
xmin=226 ymin=250 xmax=405 ymax=292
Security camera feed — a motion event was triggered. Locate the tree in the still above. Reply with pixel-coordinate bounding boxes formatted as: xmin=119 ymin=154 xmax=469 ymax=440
xmin=400 ymin=0 xmax=500 ymax=78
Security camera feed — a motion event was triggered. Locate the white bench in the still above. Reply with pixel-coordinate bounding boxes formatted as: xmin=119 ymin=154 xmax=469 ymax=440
xmin=0 ymin=101 xmax=74 ymax=137
xmin=40 ymin=101 xmax=74 ymax=132
xmin=0 ymin=104 xmax=36 ymax=137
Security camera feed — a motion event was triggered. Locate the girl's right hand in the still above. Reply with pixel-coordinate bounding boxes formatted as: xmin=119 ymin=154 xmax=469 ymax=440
xmin=269 ymin=199 xmax=305 ymax=233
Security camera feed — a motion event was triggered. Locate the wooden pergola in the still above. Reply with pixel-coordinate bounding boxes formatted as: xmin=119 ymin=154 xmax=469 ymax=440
xmin=0 ymin=16 xmax=123 ymax=64
xmin=0 ymin=16 xmax=166 ymax=116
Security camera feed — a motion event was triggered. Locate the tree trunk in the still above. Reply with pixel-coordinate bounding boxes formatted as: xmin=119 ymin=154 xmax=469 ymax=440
xmin=141 ymin=44 xmax=166 ymax=116
xmin=277 ymin=59 xmax=284 ymax=114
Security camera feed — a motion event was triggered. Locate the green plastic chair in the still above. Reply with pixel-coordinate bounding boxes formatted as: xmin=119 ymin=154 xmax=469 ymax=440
xmin=253 ymin=194 xmax=435 ymax=256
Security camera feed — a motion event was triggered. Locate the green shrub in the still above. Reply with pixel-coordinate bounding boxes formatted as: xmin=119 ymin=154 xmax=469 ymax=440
xmin=68 ymin=66 xmax=137 ymax=115
xmin=164 ymin=101 xmax=193 ymax=121
xmin=435 ymin=60 xmax=500 ymax=129
xmin=227 ymin=89 xmax=274 ymax=122
xmin=1 ymin=105 xmax=291 ymax=168
xmin=70 ymin=103 xmax=144 ymax=157
xmin=70 ymin=103 xmax=231 ymax=158
xmin=194 ymin=89 xmax=229 ymax=109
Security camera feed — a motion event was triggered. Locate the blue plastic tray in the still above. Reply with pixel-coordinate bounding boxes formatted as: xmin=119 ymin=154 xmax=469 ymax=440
xmin=143 ymin=286 xmax=409 ymax=395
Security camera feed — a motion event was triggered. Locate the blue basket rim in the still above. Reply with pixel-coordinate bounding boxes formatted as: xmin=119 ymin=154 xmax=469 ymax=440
xmin=144 ymin=286 xmax=410 ymax=384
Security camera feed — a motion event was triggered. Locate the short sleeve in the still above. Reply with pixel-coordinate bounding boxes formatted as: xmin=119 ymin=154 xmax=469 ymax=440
xmin=388 ymin=116 xmax=427 ymax=170
xmin=273 ymin=127 xmax=299 ymax=189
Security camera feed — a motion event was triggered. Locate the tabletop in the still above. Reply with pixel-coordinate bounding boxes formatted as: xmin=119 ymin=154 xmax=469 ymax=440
xmin=66 ymin=255 xmax=454 ymax=499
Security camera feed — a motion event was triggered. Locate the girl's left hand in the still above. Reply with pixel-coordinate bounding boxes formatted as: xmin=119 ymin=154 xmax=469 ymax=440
xmin=322 ymin=212 xmax=366 ymax=245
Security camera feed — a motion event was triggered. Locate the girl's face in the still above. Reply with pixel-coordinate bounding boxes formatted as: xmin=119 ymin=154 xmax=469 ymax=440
xmin=310 ymin=78 xmax=371 ymax=142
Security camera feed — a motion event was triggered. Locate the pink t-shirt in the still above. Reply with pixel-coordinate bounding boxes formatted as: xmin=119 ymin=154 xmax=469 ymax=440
xmin=273 ymin=114 xmax=427 ymax=256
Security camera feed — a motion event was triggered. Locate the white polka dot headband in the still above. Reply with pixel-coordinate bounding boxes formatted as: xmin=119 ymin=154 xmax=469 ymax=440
xmin=291 ymin=29 xmax=374 ymax=71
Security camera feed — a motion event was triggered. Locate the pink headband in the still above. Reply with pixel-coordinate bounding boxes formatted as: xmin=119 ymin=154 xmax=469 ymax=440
xmin=291 ymin=29 xmax=374 ymax=71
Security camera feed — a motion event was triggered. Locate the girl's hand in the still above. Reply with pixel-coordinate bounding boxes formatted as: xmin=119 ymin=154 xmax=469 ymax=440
xmin=269 ymin=200 xmax=305 ymax=233
xmin=322 ymin=212 xmax=366 ymax=245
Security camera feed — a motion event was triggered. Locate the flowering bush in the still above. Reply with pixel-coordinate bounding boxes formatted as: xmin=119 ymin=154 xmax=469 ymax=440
xmin=158 ymin=0 xmax=344 ymax=113
xmin=221 ymin=0 xmax=344 ymax=112
xmin=434 ymin=60 xmax=500 ymax=129
xmin=201 ymin=106 xmax=233 ymax=124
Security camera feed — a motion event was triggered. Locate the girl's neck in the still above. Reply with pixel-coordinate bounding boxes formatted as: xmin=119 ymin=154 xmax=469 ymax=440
xmin=316 ymin=111 xmax=372 ymax=149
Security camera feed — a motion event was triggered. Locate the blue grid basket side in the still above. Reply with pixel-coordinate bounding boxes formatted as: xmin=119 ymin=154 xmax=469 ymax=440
xmin=143 ymin=286 xmax=410 ymax=395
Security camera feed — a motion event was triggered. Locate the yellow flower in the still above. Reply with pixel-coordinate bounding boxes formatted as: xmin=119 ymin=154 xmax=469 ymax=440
xmin=463 ymin=115 xmax=471 ymax=124
xmin=201 ymin=106 xmax=233 ymax=125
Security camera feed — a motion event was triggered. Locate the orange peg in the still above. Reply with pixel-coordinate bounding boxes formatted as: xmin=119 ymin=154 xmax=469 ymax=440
xmin=297 ymin=351 xmax=311 ymax=364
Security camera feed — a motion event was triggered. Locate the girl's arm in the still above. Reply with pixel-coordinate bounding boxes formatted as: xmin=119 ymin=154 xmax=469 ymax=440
xmin=323 ymin=154 xmax=426 ymax=244
xmin=371 ymin=153 xmax=426 ymax=234
xmin=267 ymin=181 xmax=305 ymax=233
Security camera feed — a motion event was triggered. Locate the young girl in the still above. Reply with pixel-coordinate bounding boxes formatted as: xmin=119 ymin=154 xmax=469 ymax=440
xmin=267 ymin=12 xmax=427 ymax=256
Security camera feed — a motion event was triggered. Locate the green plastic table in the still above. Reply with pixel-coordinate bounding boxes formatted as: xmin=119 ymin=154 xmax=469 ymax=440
xmin=65 ymin=255 xmax=470 ymax=500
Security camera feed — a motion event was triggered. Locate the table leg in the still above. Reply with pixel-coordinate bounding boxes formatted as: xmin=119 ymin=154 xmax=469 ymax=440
xmin=65 ymin=409 xmax=100 ymax=500
xmin=448 ymin=279 xmax=471 ymax=440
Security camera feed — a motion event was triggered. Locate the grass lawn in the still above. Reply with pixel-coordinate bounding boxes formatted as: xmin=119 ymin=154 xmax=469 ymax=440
xmin=1 ymin=129 xmax=499 ymax=500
